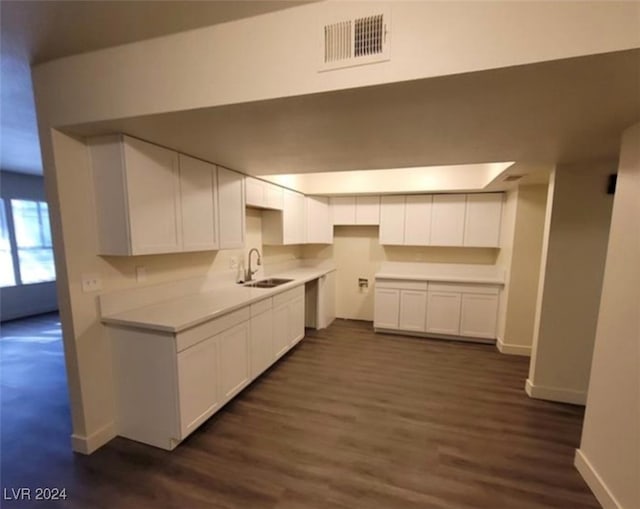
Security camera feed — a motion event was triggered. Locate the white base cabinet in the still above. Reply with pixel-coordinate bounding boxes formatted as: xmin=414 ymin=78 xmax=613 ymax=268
xmin=111 ymin=285 xmax=305 ymax=451
xmin=375 ymin=278 xmax=500 ymax=342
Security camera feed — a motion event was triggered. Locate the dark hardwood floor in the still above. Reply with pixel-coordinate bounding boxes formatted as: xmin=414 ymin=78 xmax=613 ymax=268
xmin=1 ymin=316 xmax=599 ymax=508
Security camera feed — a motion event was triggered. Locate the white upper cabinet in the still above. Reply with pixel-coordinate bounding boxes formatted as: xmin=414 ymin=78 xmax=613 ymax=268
xmin=379 ymin=195 xmax=405 ymax=245
xmin=464 ymin=193 xmax=503 ymax=247
xmin=179 ymin=154 xmax=218 ymax=252
xmin=89 ymin=134 xmax=182 ymax=255
xmin=245 ymin=177 xmax=284 ymax=210
xmin=355 ymin=196 xmax=380 ymax=225
xmin=217 ymin=166 xmax=246 ymax=249
xmin=305 ymin=196 xmax=333 ymax=244
xmin=404 ymin=195 xmax=432 ymax=246
xmin=430 ymin=194 xmax=467 ymax=246
xmin=331 ymin=196 xmax=380 ymax=225
xmin=263 ymin=189 xmax=306 ymax=245
xmin=331 ymin=196 xmax=356 ymax=225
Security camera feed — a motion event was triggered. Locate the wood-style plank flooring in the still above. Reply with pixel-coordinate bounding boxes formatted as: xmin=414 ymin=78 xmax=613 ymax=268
xmin=1 ymin=316 xmax=599 ymax=508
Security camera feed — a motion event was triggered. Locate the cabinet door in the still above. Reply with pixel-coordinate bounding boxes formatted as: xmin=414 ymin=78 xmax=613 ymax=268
xmin=217 ymin=166 xmax=245 ymax=249
xmin=177 ymin=336 xmax=219 ymax=438
xmin=306 ymin=196 xmax=333 ymax=244
xmin=430 ymin=194 xmax=466 ymax=246
xmin=283 ymin=190 xmax=306 ymax=244
xmin=289 ymin=295 xmax=305 ymax=346
xmin=399 ymin=290 xmax=427 ymax=332
xmin=460 ymin=294 xmax=499 ymax=339
xmin=179 ymin=154 xmax=218 ymax=251
xmin=265 ymin=183 xmax=284 ymax=210
xmin=464 ymin=193 xmax=503 ymax=247
xmin=273 ymin=303 xmax=290 ymax=358
xmin=404 ymin=195 xmax=432 ymax=246
xmin=218 ymin=321 xmax=250 ymax=400
xmin=331 ymin=196 xmax=356 ymax=225
xmin=250 ymin=310 xmax=274 ymax=378
xmin=123 ymin=136 xmax=182 ymax=254
xmin=374 ymin=288 xmax=400 ymax=329
xmin=356 ymin=196 xmax=380 ymax=225
xmin=245 ymin=177 xmax=265 ymax=208
xmin=379 ymin=196 xmax=405 ymax=245
xmin=426 ymin=292 xmax=462 ymax=335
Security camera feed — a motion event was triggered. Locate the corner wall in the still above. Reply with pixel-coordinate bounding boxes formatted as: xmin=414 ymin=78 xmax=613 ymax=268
xmin=303 ymin=228 xmax=498 ymax=321
xmin=527 ymin=163 xmax=615 ymax=405
xmin=575 ymin=123 xmax=639 ymax=509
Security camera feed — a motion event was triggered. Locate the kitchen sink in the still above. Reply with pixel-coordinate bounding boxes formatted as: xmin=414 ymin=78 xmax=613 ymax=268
xmin=244 ymin=278 xmax=293 ymax=288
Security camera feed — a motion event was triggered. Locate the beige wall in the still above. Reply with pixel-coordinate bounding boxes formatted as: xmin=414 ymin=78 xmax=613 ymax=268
xmin=495 ymin=187 xmax=518 ymax=343
xmin=575 ymin=124 xmax=639 ymax=509
xmin=32 ymin=2 xmax=639 ymax=129
xmin=527 ymin=163 xmax=615 ymax=404
xmin=304 ymin=227 xmax=497 ymax=321
xmin=42 ymin=130 xmax=301 ymax=452
xmin=499 ymin=184 xmax=548 ymax=354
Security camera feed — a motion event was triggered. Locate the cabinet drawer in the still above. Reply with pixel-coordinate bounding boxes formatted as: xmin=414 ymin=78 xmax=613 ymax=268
xmin=376 ymin=279 xmax=428 ymax=291
xmin=273 ymin=285 xmax=304 ymax=308
xmin=251 ymin=297 xmax=273 ymax=316
xmin=176 ymin=306 xmax=251 ymax=352
xmin=427 ymin=283 xmax=500 ymax=295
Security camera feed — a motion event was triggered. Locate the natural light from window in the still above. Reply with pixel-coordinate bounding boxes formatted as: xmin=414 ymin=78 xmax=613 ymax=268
xmin=10 ymin=199 xmax=56 ymax=284
xmin=0 ymin=199 xmax=17 ymax=287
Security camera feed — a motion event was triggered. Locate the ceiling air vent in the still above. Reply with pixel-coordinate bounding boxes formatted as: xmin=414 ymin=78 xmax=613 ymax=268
xmin=504 ymin=175 xmax=526 ymax=182
xmin=320 ymin=9 xmax=390 ymax=72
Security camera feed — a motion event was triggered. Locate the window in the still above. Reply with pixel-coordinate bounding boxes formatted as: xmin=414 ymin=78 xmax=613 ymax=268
xmin=11 ymin=199 xmax=56 ymax=284
xmin=0 ymin=199 xmax=16 ymax=287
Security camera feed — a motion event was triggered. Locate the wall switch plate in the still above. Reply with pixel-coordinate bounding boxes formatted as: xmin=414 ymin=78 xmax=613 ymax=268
xmin=81 ymin=273 xmax=102 ymax=293
xmin=229 ymin=257 xmax=238 ymax=269
xmin=136 ymin=266 xmax=147 ymax=282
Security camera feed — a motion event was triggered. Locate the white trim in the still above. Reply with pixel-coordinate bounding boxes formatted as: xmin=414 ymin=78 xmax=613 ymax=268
xmin=525 ymin=378 xmax=586 ymax=405
xmin=496 ymin=337 xmax=531 ymax=356
xmin=71 ymin=421 xmax=116 ymax=455
xmin=575 ymin=449 xmax=622 ymax=509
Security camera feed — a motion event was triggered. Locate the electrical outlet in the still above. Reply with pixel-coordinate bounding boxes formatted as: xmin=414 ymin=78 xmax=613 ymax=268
xmin=229 ymin=257 xmax=238 ymax=269
xmin=81 ymin=273 xmax=102 ymax=293
xmin=136 ymin=266 xmax=147 ymax=282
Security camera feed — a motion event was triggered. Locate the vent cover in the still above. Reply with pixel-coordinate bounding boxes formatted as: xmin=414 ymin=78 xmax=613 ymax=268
xmin=504 ymin=175 xmax=526 ymax=182
xmin=320 ymin=10 xmax=390 ymax=71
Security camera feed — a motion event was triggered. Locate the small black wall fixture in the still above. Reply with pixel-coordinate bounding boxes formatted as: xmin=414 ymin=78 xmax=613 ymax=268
xmin=607 ymin=174 xmax=617 ymax=195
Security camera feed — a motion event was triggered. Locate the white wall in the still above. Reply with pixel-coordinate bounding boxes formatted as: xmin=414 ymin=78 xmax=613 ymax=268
xmin=575 ymin=123 xmax=639 ymax=509
xmin=498 ymin=184 xmax=548 ymax=355
xmin=304 ymin=228 xmax=497 ymax=321
xmin=527 ymin=163 xmax=615 ymax=404
xmin=0 ymin=171 xmax=58 ymax=321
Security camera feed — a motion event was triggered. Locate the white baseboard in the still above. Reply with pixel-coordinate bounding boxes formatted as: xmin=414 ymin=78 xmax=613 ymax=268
xmin=496 ymin=337 xmax=531 ymax=356
xmin=71 ymin=421 xmax=116 ymax=455
xmin=575 ymin=449 xmax=622 ymax=509
xmin=525 ymin=379 xmax=586 ymax=405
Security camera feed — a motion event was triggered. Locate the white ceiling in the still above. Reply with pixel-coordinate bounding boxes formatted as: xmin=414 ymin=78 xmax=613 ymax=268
xmin=0 ymin=0 xmax=316 ymax=175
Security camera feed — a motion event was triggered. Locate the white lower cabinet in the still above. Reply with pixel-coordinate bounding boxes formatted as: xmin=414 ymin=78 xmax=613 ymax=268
xmin=177 ymin=336 xmax=219 ymax=437
xmin=273 ymin=286 xmax=305 ymax=358
xmin=111 ymin=285 xmax=305 ymax=451
xmin=459 ymin=293 xmax=499 ymax=339
xmin=218 ymin=321 xmax=251 ymax=400
xmin=399 ymin=290 xmax=427 ymax=332
xmin=374 ymin=278 xmax=500 ymax=342
xmin=373 ymin=288 xmax=400 ymax=329
xmin=250 ymin=300 xmax=274 ymax=378
xmin=425 ymin=291 xmax=462 ymax=335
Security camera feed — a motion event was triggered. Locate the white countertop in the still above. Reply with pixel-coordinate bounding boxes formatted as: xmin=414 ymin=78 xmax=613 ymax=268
xmin=375 ymin=262 xmax=505 ymax=285
xmin=101 ymin=266 xmax=334 ymax=334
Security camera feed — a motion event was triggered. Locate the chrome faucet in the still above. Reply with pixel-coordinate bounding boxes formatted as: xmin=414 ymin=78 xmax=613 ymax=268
xmin=246 ymin=248 xmax=262 ymax=282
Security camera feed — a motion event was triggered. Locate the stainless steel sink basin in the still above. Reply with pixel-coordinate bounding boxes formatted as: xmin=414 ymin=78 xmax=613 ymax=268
xmin=244 ymin=278 xmax=293 ymax=288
